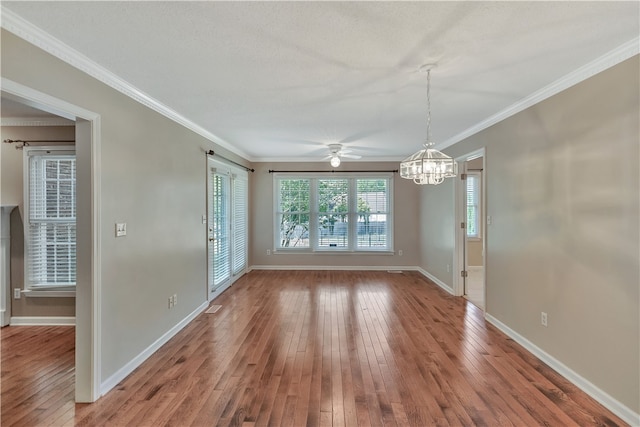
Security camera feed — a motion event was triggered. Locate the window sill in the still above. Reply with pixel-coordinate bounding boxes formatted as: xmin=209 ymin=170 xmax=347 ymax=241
xmin=273 ymin=250 xmax=395 ymax=256
xmin=23 ymin=289 xmax=76 ymax=298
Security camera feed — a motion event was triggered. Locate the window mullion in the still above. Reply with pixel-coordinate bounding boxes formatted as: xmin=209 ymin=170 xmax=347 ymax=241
xmin=348 ymin=178 xmax=357 ymax=251
xmin=309 ymin=178 xmax=318 ymax=251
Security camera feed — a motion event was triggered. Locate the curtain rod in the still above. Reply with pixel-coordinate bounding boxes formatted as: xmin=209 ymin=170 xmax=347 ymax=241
xmin=207 ymin=150 xmax=254 ymax=172
xmin=269 ymin=169 xmax=398 ymax=174
xmin=3 ymin=139 xmax=76 ymax=149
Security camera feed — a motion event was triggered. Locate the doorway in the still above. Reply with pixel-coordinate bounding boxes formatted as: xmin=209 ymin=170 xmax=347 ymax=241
xmin=455 ymin=149 xmax=486 ymax=310
xmin=206 ymin=157 xmax=248 ymax=301
xmin=1 ymin=79 xmax=101 ymax=402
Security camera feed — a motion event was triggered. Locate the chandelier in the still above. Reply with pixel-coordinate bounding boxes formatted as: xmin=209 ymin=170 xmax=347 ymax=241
xmin=400 ymin=65 xmax=457 ymax=185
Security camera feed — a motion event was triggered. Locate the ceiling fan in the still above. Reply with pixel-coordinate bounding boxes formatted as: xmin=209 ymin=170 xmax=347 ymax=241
xmin=324 ymin=143 xmax=362 ymax=167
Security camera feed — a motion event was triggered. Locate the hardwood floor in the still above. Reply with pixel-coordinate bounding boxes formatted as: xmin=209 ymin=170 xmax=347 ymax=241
xmin=1 ymin=270 xmax=628 ymax=426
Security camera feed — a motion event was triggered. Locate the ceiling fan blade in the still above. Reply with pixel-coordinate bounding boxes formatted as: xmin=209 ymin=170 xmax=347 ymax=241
xmin=341 ymin=153 xmax=362 ymax=159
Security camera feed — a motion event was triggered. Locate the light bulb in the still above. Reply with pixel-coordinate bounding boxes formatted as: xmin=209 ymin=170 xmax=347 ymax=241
xmin=330 ymin=156 xmax=341 ymax=168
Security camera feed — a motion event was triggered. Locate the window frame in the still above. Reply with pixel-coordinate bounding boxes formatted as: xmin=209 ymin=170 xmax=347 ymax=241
xmin=273 ymin=172 xmax=394 ymax=253
xmin=23 ymin=146 xmax=77 ymax=291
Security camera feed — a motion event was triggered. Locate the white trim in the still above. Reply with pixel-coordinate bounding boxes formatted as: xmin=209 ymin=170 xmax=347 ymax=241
xmin=10 ymin=316 xmax=75 ymax=326
xmin=0 ymin=6 xmax=251 ymax=162
xmin=100 ymin=300 xmax=209 ymax=396
xmin=1 ymin=78 xmax=102 ymax=403
xmin=1 ymin=79 xmax=98 ymax=120
xmin=416 ymin=268 xmax=454 ymax=295
xmin=23 ymin=289 xmax=76 ymax=298
xmin=250 ymin=264 xmax=454 ymax=296
xmin=438 ymin=37 xmax=640 ymax=151
xmin=1 ymin=117 xmax=74 ymax=127
xmin=254 ymin=156 xmax=404 ymax=163
xmin=90 ymin=115 xmax=103 ymax=403
xmin=250 ymin=264 xmax=419 ymax=272
xmin=454 ymin=148 xmax=486 ymax=298
xmin=485 ymin=314 xmax=640 ymax=426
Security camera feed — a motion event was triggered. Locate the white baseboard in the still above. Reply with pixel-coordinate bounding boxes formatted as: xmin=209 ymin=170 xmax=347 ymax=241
xmin=100 ymin=301 xmax=209 ymax=396
xmin=10 ymin=316 xmax=75 ymax=326
xmin=249 ymin=265 xmax=420 ymax=272
xmin=416 ymin=268 xmax=454 ymax=295
xmin=248 ymin=265 xmax=456 ymax=296
xmin=485 ymin=314 xmax=640 ymax=426
xmin=0 ymin=309 xmax=9 ymax=327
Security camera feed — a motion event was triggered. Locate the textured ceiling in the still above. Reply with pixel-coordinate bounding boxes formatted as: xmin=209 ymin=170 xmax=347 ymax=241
xmin=2 ymin=1 xmax=638 ymax=161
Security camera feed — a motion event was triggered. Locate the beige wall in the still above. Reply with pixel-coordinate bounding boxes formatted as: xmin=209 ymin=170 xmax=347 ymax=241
xmin=1 ymin=126 xmax=76 ymax=317
xmin=250 ymin=161 xmax=421 ymax=268
xmin=1 ymin=30 xmax=249 ymax=381
xmin=419 ymin=176 xmax=455 ymax=288
xmin=421 ymin=56 xmax=640 ymax=413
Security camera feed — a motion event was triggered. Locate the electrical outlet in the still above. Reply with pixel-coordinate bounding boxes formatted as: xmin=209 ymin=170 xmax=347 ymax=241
xmin=115 ymin=222 xmax=127 ymax=237
xmin=14 ymin=288 xmax=21 ymax=299
xmin=173 ymin=294 xmax=177 ymax=307
xmin=398 ymin=249 xmax=403 ymax=256
xmin=266 ymin=249 xmax=271 ymax=256
xmin=541 ymin=312 xmax=548 ymax=327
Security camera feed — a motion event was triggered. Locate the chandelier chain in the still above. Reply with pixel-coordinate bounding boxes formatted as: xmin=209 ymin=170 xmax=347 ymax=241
xmin=426 ymin=69 xmax=432 ymax=147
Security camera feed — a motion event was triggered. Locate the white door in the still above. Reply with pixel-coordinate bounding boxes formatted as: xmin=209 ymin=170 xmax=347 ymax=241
xmin=208 ymin=168 xmax=231 ymax=299
xmin=207 ymin=159 xmax=248 ymax=301
xmin=463 ymin=162 xmax=485 ymax=310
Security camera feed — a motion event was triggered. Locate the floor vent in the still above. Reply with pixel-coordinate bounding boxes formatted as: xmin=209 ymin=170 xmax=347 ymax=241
xmin=387 ymin=270 xmax=403 ymax=274
xmin=205 ymin=305 xmax=222 ymax=314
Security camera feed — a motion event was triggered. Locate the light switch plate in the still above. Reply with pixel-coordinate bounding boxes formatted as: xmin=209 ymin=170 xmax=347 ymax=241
xmin=115 ymin=223 xmax=127 ymax=237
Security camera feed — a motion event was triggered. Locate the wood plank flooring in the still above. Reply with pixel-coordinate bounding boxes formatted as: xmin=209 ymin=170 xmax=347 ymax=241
xmin=1 ymin=270 xmax=628 ymax=426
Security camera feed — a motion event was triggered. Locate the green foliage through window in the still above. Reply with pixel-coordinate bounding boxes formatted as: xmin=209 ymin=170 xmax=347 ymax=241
xmin=276 ymin=176 xmax=391 ymax=251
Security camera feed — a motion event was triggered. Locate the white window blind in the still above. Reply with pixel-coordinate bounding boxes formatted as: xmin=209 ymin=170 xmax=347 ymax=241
xmin=466 ymin=173 xmax=480 ymax=238
xmin=211 ymin=173 xmax=230 ymax=287
xmin=317 ymin=178 xmax=349 ymax=249
xmin=232 ymin=175 xmax=248 ymax=275
xmin=356 ymin=178 xmax=389 ymax=249
xmin=26 ymin=152 xmax=76 ymax=287
xmin=276 ymin=179 xmax=311 ymax=248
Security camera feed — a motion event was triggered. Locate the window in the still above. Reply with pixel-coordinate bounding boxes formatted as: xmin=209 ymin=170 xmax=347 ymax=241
xmin=466 ymin=172 xmax=481 ymax=239
xmin=275 ymin=174 xmax=392 ymax=252
xmin=276 ymin=179 xmax=310 ymax=248
xmin=25 ymin=148 xmax=76 ymax=288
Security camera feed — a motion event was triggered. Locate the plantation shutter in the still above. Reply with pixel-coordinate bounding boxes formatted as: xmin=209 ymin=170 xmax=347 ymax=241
xmin=212 ymin=172 xmax=230 ymax=287
xmin=27 ymin=152 xmax=76 ymax=287
xmin=232 ymin=174 xmax=248 ymax=275
xmin=466 ymin=175 xmax=479 ymax=238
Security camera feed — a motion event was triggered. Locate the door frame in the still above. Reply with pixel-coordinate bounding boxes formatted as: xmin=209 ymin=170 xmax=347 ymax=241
xmin=206 ymin=157 xmax=248 ymax=302
xmin=207 ymin=161 xmax=231 ymax=301
xmin=453 ymin=147 xmax=486 ymax=300
xmin=2 ymin=78 xmax=102 ymax=402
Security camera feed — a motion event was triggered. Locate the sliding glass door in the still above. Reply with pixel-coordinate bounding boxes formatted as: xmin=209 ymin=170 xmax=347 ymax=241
xmin=207 ymin=159 xmax=248 ymax=300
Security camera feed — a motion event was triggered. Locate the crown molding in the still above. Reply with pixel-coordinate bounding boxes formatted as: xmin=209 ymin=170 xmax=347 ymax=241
xmin=253 ymin=156 xmax=404 ymax=163
xmin=437 ymin=37 xmax=640 ymax=151
xmin=0 ymin=6 xmax=252 ymax=161
xmin=1 ymin=116 xmax=74 ymax=127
